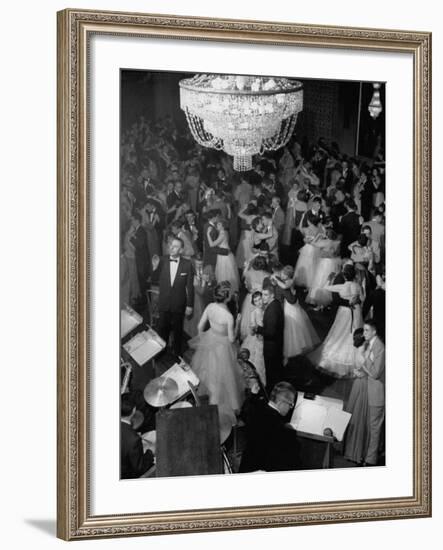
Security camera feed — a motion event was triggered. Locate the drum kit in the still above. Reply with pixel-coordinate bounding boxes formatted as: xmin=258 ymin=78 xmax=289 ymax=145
xmin=143 ymin=375 xmax=232 ymax=444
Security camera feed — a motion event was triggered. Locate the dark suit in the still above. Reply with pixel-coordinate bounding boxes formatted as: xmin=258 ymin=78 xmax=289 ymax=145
xmin=153 ymin=256 xmax=194 ymax=356
xmin=256 ymin=299 xmax=284 ymax=391
xmin=239 ymin=398 xmax=300 ymax=472
xmin=166 ymin=191 xmax=186 ymax=223
xmin=120 ymin=421 xmax=154 ymax=479
xmin=130 ymin=225 xmax=151 ymax=294
xmin=202 ymin=222 xmax=228 ymax=268
xmin=342 ymin=169 xmax=355 ymax=195
xmin=339 ymin=211 xmax=361 ymax=256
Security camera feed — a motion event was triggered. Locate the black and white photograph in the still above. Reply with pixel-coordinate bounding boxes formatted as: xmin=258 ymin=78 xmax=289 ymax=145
xmin=119 ymin=69 xmax=386 ymax=479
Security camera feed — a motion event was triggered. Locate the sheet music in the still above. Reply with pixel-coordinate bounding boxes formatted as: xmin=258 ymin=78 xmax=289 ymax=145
xmin=121 ymin=306 xmax=143 ymax=338
xmin=123 ymin=329 xmax=166 ymax=365
xmin=291 ymin=401 xmax=328 ymax=435
xmin=290 ymin=397 xmax=352 ymax=441
xmin=314 ymin=395 xmax=343 ymax=410
xmin=323 ymin=408 xmax=352 ymax=441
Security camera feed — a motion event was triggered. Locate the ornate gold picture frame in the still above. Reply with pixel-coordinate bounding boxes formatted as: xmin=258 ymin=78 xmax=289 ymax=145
xmin=57 ymin=8 xmax=431 ymax=540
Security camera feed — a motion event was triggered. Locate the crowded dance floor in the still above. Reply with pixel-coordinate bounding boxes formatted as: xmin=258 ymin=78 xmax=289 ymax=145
xmin=120 ymin=71 xmax=386 ymax=479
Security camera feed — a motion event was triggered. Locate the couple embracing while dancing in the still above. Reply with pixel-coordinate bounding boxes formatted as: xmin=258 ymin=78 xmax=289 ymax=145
xmin=203 ymin=208 xmax=239 ymax=293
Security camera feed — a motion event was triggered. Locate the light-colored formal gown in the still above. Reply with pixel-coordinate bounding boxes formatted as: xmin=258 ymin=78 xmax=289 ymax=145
xmin=309 ymin=281 xmax=364 ymax=377
xmin=190 ymin=303 xmax=245 ymax=425
xmin=214 ymin=231 xmax=240 ymax=292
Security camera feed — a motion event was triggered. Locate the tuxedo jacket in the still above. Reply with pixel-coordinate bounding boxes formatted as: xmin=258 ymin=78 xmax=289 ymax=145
xmin=339 ymin=211 xmax=361 ymax=250
xmin=153 ymin=256 xmax=194 ymax=314
xmin=120 ymin=421 xmax=154 ymax=479
xmin=364 ymin=336 xmax=385 ymax=407
xmin=342 ymin=170 xmax=355 ymax=194
xmin=256 ymin=299 xmax=284 ymax=358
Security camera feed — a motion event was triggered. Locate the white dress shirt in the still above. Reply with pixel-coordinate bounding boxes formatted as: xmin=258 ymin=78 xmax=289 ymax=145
xmin=169 ymin=257 xmax=179 ymax=285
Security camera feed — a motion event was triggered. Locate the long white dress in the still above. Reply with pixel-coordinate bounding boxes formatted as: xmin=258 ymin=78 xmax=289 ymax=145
xmin=309 ymin=281 xmax=364 ymax=377
xmin=306 ymin=239 xmax=342 ymax=306
xmin=282 ymin=291 xmax=320 ymax=362
xmin=190 ymin=303 xmax=245 ymax=425
xmin=294 ymin=225 xmax=323 ymax=288
xmin=214 ymin=232 xmax=240 ymax=292
xmin=241 ymin=306 xmax=266 ymax=386
xmin=235 ymin=226 xmax=254 ymax=268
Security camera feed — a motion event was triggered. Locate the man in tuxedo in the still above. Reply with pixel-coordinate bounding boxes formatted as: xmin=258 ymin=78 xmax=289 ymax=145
xmin=361 ymin=321 xmax=385 ymax=466
xmin=239 ymin=381 xmax=300 ymax=472
xmin=120 ymin=394 xmax=154 ymax=479
xmin=152 ymin=236 xmax=194 ymax=356
xmin=202 ymin=209 xmax=229 ymax=268
xmin=301 ymin=196 xmax=325 ymax=228
xmin=339 ymin=199 xmax=362 ymax=257
xmin=255 ymin=285 xmax=284 ymax=391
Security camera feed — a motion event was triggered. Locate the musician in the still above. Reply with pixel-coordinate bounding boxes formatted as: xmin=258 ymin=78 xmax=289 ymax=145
xmin=239 ymin=382 xmax=300 ymax=472
xmin=152 ymin=236 xmax=194 ymax=356
xmin=120 ymin=394 xmax=154 ymax=479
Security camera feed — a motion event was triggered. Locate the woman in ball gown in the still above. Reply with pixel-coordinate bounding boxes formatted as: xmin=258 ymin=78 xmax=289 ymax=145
xmin=306 ymin=229 xmax=342 ymax=308
xmin=241 ymin=291 xmax=266 ymax=386
xmin=235 ymin=202 xmax=259 ymax=269
xmin=190 ymin=283 xmax=245 ymax=425
xmin=239 ymin=255 xmax=270 ymax=340
xmin=207 ymin=219 xmax=240 ymax=292
xmin=293 ymin=212 xmax=325 ymax=288
xmin=309 ymin=264 xmax=364 ymax=378
xmin=271 ymin=265 xmax=320 ymax=364
xmin=343 ymin=328 xmax=371 ymax=464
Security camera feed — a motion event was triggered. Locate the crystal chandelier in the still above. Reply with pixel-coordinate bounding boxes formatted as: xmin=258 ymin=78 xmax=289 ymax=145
xmin=368 ymin=82 xmax=383 ymax=119
xmin=179 ymin=74 xmax=303 ymax=171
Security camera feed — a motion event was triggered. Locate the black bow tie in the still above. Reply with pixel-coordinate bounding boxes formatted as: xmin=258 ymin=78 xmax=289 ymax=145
xmin=169 ymin=258 xmax=178 ymax=263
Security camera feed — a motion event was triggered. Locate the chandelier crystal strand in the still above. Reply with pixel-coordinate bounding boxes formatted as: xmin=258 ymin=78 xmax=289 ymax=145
xmin=368 ymin=83 xmax=383 ymax=119
xmin=180 ymin=74 xmax=303 ymax=171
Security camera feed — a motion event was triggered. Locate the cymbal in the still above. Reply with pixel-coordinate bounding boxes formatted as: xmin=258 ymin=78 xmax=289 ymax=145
xmin=144 ymin=376 xmax=179 ymax=407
